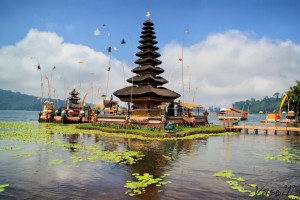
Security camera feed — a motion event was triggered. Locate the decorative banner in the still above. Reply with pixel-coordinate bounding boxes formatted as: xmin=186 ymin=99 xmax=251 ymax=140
xmin=94 ymin=28 xmax=101 ymax=36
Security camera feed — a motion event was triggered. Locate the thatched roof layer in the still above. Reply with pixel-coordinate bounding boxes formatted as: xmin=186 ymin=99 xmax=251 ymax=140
xmin=114 ymin=85 xmax=180 ymax=99
xmin=132 ymin=65 xmax=164 ymax=74
xmin=127 ymin=74 xmax=168 ymax=84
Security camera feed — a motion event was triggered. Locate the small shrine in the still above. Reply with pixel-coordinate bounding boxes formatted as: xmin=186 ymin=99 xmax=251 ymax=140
xmin=68 ymin=88 xmax=81 ymax=107
xmin=113 ymin=12 xmax=180 ymax=117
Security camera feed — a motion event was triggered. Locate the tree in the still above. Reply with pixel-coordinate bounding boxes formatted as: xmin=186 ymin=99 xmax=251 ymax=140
xmin=273 ymin=92 xmax=280 ymax=100
xmin=287 ymin=81 xmax=300 ymax=117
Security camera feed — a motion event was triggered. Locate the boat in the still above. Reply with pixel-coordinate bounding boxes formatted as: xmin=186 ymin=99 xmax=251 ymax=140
xmin=217 ymin=107 xmax=248 ymax=121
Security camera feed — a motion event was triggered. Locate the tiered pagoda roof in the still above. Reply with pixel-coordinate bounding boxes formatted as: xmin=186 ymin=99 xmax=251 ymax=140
xmin=68 ymin=88 xmax=80 ymax=105
xmin=114 ymin=14 xmax=180 ymax=103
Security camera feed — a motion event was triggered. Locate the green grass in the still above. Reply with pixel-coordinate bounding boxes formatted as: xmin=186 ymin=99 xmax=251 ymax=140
xmin=77 ymin=123 xmax=229 ymax=140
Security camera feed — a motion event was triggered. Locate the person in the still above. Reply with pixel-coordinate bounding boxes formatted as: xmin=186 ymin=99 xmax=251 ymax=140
xmin=177 ymin=104 xmax=183 ymax=116
xmin=188 ymin=108 xmax=192 ymax=117
xmin=203 ymin=110 xmax=209 ymax=116
xmin=147 ymin=103 xmax=150 ymax=114
xmin=168 ymin=102 xmax=175 ymax=116
xmin=110 ymin=95 xmax=113 ymax=110
xmin=203 ymin=110 xmax=209 ymax=124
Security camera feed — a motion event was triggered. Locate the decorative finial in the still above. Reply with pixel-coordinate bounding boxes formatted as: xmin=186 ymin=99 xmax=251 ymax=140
xmin=146 ymin=11 xmax=151 ymax=20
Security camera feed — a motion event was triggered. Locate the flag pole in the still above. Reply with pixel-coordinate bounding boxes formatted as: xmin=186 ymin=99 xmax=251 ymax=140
xmin=188 ymin=65 xmax=191 ymax=103
xmin=31 ymin=57 xmax=44 ymax=102
xmin=104 ymin=24 xmax=112 ymax=98
xmin=181 ymin=42 xmax=184 ymax=104
xmin=181 ymin=28 xmax=189 ymax=104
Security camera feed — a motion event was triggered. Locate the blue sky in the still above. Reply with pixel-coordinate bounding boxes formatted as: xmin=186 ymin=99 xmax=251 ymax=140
xmin=1 ymin=0 xmax=300 ymax=108
xmin=2 ymin=0 xmax=299 ymax=54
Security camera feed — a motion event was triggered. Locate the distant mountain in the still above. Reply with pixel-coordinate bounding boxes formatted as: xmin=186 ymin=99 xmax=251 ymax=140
xmin=0 ymin=89 xmax=64 ymax=111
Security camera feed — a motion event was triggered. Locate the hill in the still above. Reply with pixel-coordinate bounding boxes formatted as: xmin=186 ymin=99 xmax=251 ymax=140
xmin=0 ymin=89 xmax=64 ymax=111
xmin=232 ymin=95 xmax=281 ymax=114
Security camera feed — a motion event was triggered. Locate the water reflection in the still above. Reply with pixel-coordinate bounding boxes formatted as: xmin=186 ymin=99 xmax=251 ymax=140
xmin=1 ymin=129 xmax=300 ymax=199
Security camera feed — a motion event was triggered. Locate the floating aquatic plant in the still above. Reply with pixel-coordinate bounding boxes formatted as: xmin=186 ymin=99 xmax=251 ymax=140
xmin=289 ymin=195 xmax=300 ymax=200
xmin=0 ymin=122 xmax=145 ymax=167
xmin=0 ymin=146 xmax=22 ymax=151
xmin=248 ymin=183 xmax=256 ymax=188
xmin=214 ymin=170 xmax=300 ymax=199
xmin=265 ymin=147 xmax=300 ymax=164
xmin=0 ymin=184 xmax=9 ymax=193
xmin=124 ymin=173 xmax=171 ymax=196
xmin=69 ymin=148 xmax=144 ymax=165
xmin=213 ymin=170 xmax=267 ymax=197
xmin=213 ymin=170 xmax=234 ymax=178
xmin=0 ymin=122 xmax=57 ymax=144
xmin=12 ymin=151 xmax=35 ymax=158
xmin=48 ymin=158 xmax=64 ymax=165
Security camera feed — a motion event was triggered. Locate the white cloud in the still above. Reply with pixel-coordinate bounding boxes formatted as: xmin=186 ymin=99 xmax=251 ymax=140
xmin=1 ymin=29 xmax=300 ymax=109
xmin=0 ymin=29 xmax=130 ymax=105
xmin=161 ymin=30 xmax=300 ymax=108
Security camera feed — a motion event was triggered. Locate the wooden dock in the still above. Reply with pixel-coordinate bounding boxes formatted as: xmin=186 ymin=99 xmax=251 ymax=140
xmin=225 ymin=125 xmax=300 ymax=135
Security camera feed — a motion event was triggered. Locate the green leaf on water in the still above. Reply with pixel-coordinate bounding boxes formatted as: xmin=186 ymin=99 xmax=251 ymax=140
xmin=0 ymin=184 xmax=9 ymax=193
xmin=213 ymin=170 xmax=234 ymax=178
xmin=288 ymin=194 xmax=300 ymax=200
xmin=48 ymin=158 xmax=64 ymax=165
xmin=124 ymin=172 xmax=171 ymax=196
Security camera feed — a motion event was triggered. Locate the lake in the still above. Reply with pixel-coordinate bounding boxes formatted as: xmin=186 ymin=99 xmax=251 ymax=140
xmin=0 ymin=111 xmax=300 ymax=200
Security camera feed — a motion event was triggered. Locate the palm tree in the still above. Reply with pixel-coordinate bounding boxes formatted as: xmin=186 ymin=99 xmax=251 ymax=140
xmin=288 ymin=81 xmax=300 ymax=114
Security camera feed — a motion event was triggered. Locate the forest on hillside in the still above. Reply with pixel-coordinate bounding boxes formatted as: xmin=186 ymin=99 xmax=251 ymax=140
xmin=232 ymin=81 xmax=300 ymax=114
xmin=232 ymin=93 xmax=281 ymax=114
xmin=207 ymin=93 xmax=282 ymax=114
xmin=0 ymin=89 xmax=64 ymax=111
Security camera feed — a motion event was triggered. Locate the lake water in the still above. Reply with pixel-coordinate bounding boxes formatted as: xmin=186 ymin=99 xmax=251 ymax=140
xmin=0 ymin=111 xmax=300 ymax=200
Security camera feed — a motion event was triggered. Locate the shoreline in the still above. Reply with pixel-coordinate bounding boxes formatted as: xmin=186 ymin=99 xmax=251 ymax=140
xmin=0 ymin=121 xmax=237 ymax=141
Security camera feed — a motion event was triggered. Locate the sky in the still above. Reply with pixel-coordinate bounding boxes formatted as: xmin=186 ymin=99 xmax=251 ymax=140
xmin=1 ymin=0 xmax=300 ymax=109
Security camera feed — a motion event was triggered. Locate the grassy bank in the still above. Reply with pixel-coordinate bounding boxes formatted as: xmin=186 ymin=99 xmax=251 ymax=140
xmin=0 ymin=121 xmax=237 ymax=141
xmin=76 ymin=123 xmax=232 ymax=140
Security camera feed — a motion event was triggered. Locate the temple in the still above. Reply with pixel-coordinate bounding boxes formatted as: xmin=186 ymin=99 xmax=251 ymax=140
xmin=97 ymin=12 xmax=208 ymax=127
xmin=114 ymin=13 xmax=180 ymax=116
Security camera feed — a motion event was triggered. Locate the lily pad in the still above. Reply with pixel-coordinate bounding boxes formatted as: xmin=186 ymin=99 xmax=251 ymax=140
xmin=0 ymin=184 xmax=9 ymax=193
xmin=124 ymin=173 xmax=172 ymax=196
